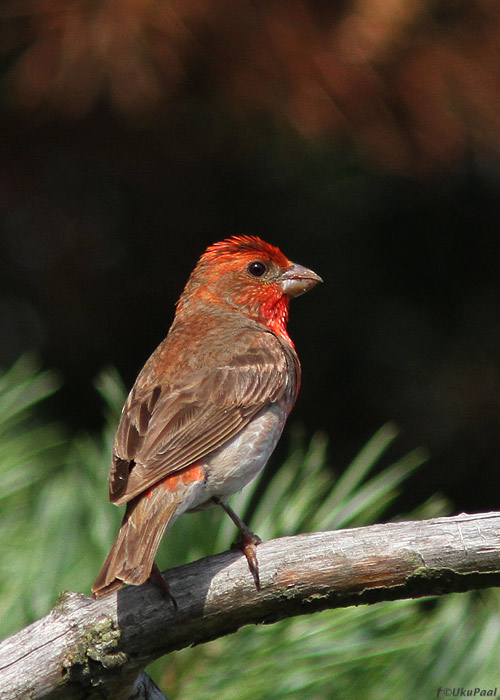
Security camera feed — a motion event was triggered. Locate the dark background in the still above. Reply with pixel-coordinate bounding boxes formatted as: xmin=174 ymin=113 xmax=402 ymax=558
xmin=2 ymin=0 xmax=500 ymax=513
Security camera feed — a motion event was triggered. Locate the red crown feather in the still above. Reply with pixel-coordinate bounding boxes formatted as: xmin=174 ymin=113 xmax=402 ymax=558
xmin=201 ymin=235 xmax=290 ymax=267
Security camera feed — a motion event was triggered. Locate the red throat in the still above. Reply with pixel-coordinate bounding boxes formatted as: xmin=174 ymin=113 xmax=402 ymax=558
xmin=261 ymin=293 xmax=292 ymax=346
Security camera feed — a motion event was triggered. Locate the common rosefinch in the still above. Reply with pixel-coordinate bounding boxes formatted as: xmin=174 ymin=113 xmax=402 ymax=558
xmin=92 ymin=236 xmax=322 ymax=603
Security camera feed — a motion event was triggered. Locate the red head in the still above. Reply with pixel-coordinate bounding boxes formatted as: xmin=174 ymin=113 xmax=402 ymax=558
xmin=176 ymin=235 xmax=322 ymax=345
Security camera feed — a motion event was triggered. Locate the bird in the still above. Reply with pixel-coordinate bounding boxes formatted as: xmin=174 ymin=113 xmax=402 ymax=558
xmin=92 ymin=235 xmax=322 ymax=603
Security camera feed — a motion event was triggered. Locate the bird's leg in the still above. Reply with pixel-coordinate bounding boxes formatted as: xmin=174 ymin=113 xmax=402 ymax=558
xmin=213 ymin=497 xmax=262 ymax=590
xmin=148 ymin=563 xmax=178 ymax=609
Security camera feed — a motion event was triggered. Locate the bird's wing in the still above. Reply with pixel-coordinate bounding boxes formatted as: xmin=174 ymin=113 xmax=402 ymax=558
xmin=109 ymin=333 xmax=299 ymax=505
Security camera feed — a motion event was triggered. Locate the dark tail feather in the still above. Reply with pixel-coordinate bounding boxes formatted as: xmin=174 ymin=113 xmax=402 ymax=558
xmin=92 ymin=488 xmax=181 ymax=598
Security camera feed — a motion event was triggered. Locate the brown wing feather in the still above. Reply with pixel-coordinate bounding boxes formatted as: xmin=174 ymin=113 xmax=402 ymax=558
xmin=110 ymin=327 xmax=299 ymax=506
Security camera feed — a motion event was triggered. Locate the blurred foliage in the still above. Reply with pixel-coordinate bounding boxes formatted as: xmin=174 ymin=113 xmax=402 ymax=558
xmin=2 ymin=356 xmax=500 ymax=699
xmin=4 ymin=0 xmax=500 ymax=172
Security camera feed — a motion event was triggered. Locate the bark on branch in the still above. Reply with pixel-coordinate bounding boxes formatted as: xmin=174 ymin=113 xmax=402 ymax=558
xmin=2 ymin=511 xmax=500 ymax=700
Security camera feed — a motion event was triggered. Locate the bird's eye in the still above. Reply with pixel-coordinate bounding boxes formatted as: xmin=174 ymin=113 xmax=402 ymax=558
xmin=247 ymin=261 xmax=267 ymax=277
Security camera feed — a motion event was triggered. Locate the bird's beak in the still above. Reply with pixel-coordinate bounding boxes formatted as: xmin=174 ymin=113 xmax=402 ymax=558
xmin=280 ymin=262 xmax=323 ymax=298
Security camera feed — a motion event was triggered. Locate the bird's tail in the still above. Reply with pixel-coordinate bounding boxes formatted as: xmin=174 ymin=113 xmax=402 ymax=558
xmin=92 ymin=486 xmax=183 ymax=598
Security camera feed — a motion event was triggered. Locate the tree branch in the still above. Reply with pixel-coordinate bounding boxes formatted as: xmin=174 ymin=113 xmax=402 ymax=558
xmin=2 ymin=511 xmax=500 ymax=700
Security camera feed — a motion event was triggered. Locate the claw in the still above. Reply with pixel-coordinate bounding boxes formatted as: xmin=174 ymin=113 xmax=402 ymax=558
xmin=239 ymin=534 xmax=261 ymax=590
xmin=148 ymin=563 xmax=178 ymax=609
xmin=214 ymin=497 xmax=262 ymax=590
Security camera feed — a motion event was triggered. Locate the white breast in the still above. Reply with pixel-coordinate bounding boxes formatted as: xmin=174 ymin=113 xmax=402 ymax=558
xmin=189 ymin=402 xmax=288 ymax=509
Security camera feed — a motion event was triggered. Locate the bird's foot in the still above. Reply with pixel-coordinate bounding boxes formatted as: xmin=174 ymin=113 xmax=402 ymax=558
xmin=213 ymin=497 xmax=262 ymax=590
xmin=148 ymin=563 xmax=178 ymax=609
xmin=233 ymin=529 xmax=262 ymax=590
